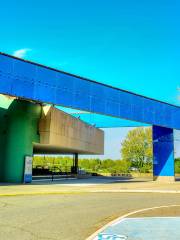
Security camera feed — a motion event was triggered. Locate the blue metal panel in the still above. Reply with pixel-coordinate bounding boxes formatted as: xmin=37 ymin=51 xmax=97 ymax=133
xmin=0 ymin=53 xmax=180 ymax=129
xmin=0 ymin=55 xmax=13 ymax=95
xmin=11 ymin=59 xmax=35 ymax=99
xmin=153 ymin=125 xmax=174 ymax=177
xmin=72 ymin=77 xmax=91 ymax=110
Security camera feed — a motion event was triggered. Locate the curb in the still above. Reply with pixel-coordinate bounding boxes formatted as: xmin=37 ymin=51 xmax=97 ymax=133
xmin=0 ymin=191 xmax=87 ymax=197
xmin=0 ymin=189 xmax=180 ymax=197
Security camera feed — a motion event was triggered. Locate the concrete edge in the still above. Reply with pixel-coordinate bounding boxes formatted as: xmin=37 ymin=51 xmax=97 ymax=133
xmin=0 ymin=191 xmax=88 ymax=197
xmin=153 ymin=176 xmax=175 ymax=182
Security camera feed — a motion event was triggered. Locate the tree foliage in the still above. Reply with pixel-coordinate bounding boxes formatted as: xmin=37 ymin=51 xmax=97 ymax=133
xmin=33 ymin=155 xmax=180 ymax=174
xmin=33 ymin=156 xmax=130 ymax=174
xmin=121 ymin=127 xmax=152 ymax=171
xmin=175 ymin=158 xmax=180 ymax=174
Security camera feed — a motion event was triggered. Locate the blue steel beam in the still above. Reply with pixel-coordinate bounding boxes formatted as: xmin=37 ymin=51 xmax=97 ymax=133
xmin=153 ymin=125 xmax=174 ymax=179
xmin=0 ymin=52 xmax=180 ymax=129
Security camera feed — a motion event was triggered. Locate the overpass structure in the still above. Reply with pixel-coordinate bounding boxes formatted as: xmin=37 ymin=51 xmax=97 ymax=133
xmin=0 ymin=52 xmax=180 ymax=182
xmin=0 ymin=94 xmax=104 ymax=182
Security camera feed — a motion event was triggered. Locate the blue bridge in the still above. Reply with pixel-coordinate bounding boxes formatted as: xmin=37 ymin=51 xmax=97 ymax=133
xmin=0 ymin=52 xmax=179 ymax=182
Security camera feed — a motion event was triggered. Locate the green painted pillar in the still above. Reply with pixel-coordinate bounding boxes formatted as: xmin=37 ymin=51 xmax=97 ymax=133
xmin=0 ymin=98 xmax=41 ymax=183
xmin=0 ymin=95 xmax=13 ymax=180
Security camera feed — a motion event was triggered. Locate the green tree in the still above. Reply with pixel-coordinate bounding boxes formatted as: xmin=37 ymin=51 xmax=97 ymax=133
xmin=110 ymin=160 xmax=131 ymax=174
xmin=175 ymin=158 xmax=180 ymax=174
xmin=121 ymin=127 xmax=152 ymax=171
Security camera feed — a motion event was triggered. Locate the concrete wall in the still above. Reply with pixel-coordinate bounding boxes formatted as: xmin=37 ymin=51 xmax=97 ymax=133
xmin=34 ymin=106 xmax=104 ymax=155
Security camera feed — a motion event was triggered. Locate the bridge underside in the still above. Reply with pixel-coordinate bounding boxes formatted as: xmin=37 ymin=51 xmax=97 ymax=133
xmin=33 ymin=144 xmax=101 ymax=154
xmin=0 ymin=94 xmax=175 ymax=183
xmin=0 ymin=95 xmax=104 ymax=182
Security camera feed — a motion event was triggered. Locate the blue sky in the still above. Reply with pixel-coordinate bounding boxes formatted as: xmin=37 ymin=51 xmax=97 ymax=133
xmin=0 ymin=0 xmax=180 ymax=158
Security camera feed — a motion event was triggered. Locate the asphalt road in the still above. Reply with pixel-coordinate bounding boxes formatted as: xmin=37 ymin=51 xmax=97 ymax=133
xmin=0 ymin=192 xmax=180 ymax=240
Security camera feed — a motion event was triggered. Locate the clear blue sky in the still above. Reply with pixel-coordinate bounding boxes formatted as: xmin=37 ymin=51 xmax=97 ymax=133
xmin=0 ymin=0 xmax=180 ymax=158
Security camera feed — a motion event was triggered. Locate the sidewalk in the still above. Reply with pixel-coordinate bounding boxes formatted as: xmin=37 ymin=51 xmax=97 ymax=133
xmin=0 ymin=176 xmax=180 ymax=196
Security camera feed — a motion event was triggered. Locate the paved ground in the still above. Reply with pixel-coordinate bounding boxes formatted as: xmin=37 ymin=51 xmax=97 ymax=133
xmin=0 ymin=176 xmax=180 ymax=196
xmin=0 ymin=177 xmax=179 ymax=240
xmin=0 ymin=193 xmax=180 ymax=240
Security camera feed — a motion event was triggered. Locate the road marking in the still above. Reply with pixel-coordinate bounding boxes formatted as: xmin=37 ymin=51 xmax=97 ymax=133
xmin=86 ymin=204 xmax=180 ymax=240
xmin=95 ymin=217 xmax=180 ymax=240
xmin=96 ymin=233 xmax=128 ymax=239
xmin=90 ymin=189 xmax=180 ymax=193
xmin=0 ymin=191 xmax=87 ymax=197
xmin=1 ymin=188 xmax=180 ymax=197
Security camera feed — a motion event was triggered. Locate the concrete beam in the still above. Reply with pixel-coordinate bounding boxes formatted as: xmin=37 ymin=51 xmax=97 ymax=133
xmin=36 ymin=106 xmax=104 ymax=155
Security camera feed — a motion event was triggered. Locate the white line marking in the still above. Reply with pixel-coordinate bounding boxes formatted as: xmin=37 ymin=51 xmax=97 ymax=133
xmin=86 ymin=204 xmax=180 ymax=240
xmin=90 ymin=189 xmax=180 ymax=193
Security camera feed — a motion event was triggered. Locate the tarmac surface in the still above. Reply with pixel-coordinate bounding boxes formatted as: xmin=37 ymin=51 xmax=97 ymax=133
xmin=0 ymin=176 xmax=180 ymax=240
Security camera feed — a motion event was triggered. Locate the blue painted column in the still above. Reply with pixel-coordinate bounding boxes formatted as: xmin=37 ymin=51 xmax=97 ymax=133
xmin=153 ymin=125 xmax=175 ymax=182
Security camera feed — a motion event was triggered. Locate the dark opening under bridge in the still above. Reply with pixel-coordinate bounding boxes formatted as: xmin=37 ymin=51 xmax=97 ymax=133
xmin=0 ymin=52 xmax=180 ymax=182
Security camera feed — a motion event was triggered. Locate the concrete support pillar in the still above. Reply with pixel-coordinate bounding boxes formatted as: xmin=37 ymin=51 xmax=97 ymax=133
xmin=0 ymin=99 xmax=41 ymax=183
xmin=75 ymin=153 xmax=78 ymax=174
xmin=72 ymin=153 xmax=78 ymax=174
xmin=153 ymin=125 xmax=175 ymax=182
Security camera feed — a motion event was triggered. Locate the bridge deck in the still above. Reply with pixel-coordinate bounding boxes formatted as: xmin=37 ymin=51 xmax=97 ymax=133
xmin=0 ymin=52 xmax=180 ymax=129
